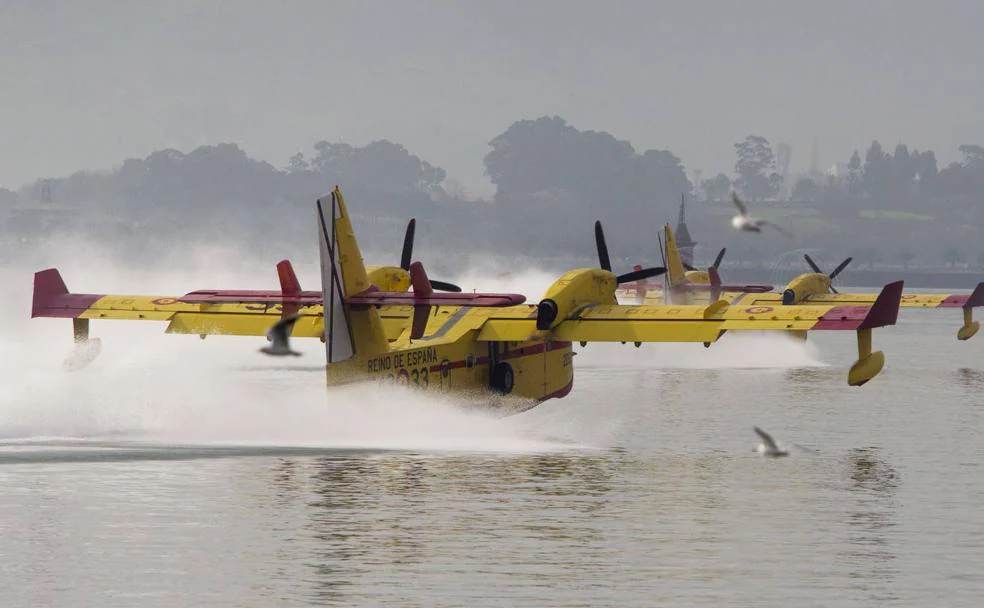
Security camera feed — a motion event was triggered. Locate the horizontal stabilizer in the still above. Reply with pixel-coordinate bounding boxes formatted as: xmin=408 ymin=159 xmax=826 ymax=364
xmin=814 ymin=280 xmax=903 ymax=331
xmin=939 ymin=282 xmax=984 ymax=309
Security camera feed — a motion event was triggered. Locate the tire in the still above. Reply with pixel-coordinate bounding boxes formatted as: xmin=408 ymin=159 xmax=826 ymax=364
xmin=489 ymin=362 xmax=514 ymax=395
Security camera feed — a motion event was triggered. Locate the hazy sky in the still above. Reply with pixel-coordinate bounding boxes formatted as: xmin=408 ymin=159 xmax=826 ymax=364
xmin=3 ymin=0 xmax=982 ymax=194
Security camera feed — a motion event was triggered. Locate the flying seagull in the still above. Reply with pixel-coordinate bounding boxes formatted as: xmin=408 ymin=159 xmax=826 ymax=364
xmin=753 ymin=426 xmax=789 ymax=457
xmin=260 ymin=315 xmax=302 ymax=356
xmin=731 ymin=192 xmax=793 ymax=238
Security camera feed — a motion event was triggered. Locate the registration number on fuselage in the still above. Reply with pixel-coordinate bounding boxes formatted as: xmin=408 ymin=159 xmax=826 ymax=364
xmin=366 ymin=347 xmax=439 ymax=374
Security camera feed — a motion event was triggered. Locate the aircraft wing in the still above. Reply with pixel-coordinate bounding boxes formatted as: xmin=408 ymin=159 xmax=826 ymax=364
xmin=31 ymin=268 xmax=328 ymax=337
xmin=739 ymin=282 xmax=984 ymax=340
xmin=479 ymin=281 xmax=903 ymax=343
xmin=477 ymin=281 xmax=902 ymax=386
xmin=740 ymin=282 xmax=984 ymax=309
xmin=31 ymin=268 xmax=451 ymax=342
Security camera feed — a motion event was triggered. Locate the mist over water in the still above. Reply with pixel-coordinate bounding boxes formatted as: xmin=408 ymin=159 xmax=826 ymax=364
xmin=1 ymin=244 xmax=557 ymax=452
xmin=2 ymin=241 xmax=827 ymax=455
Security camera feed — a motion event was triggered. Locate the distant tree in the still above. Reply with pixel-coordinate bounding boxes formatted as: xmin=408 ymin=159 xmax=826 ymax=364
xmin=483 ymin=116 xmax=690 ymax=219
xmin=791 ymin=177 xmax=819 ymax=201
xmin=943 ymin=247 xmax=966 ymax=268
xmin=958 ymin=144 xmax=984 ymax=169
xmin=977 ymin=252 xmax=984 ymax=270
xmin=892 ymin=144 xmax=913 ymax=179
xmin=311 ymin=139 xmax=446 ymax=199
xmin=484 ymin=116 xmax=635 ymax=205
xmin=936 ymin=145 xmax=984 ymax=201
xmin=700 ymin=173 xmax=731 ymax=201
xmin=846 ymin=150 xmax=862 ymax=195
xmin=862 ymin=140 xmax=889 ymax=201
xmin=440 ymin=177 xmax=469 ymax=201
xmin=898 ymin=248 xmax=915 ymax=272
xmin=911 ymin=149 xmax=938 ymax=194
xmin=286 ymin=152 xmax=309 ymax=174
xmin=734 ymin=135 xmax=779 ymax=200
xmin=630 ymin=149 xmax=692 ymax=207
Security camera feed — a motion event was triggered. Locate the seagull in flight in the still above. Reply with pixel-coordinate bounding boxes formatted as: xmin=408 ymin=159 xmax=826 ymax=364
xmin=753 ymin=426 xmax=789 ymax=457
xmin=260 ymin=315 xmax=302 ymax=356
xmin=731 ymin=192 xmax=793 ymax=238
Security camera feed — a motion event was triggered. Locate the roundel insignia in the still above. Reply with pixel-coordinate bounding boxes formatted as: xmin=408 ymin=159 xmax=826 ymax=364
xmin=397 ymin=369 xmax=410 ymax=384
xmin=743 ymin=306 xmax=774 ymax=314
xmin=901 ymin=294 xmax=918 ymax=300
xmin=151 ymin=297 xmax=178 ymax=305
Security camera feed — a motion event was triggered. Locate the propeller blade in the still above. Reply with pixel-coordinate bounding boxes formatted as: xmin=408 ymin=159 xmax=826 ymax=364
xmin=830 ymin=285 xmax=840 ymax=294
xmin=616 ymin=267 xmax=666 ymax=284
xmin=400 ymin=218 xmax=416 ymax=270
xmin=429 ymin=280 xmax=462 ymax=293
xmin=803 ymin=253 xmax=824 ymax=274
xmin=595 ymin=221 xmax=612 ymax=272
xmin=829 ymin=257 xmax=853 ymax=280
xmin=708 ymin=266 xmax=722 ymax=302
xmin=713 ymin=247 xmax=727 ymax=268
xmin=683 ymin=262 xmax=697 ymax=271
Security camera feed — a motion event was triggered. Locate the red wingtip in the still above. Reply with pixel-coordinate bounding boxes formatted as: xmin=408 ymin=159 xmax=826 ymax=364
xmin=277 ymin=260 xmax=302 ymax=296
xmin=860 ymin=280 xmax=904 ymax=329
xmin=32 ymin=268 xmax=69 ymax=318
xmin=965 ymin=282 xmax=984 ymax=309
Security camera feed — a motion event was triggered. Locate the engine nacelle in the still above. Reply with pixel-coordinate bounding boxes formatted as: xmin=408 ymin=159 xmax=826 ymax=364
xmin=781 ymin=274 xmax=830 ymax=304
xmin=366 ymin=266 xmax=411 ymax=292
xmin=537 ymin=269 xmax=617 ymax=330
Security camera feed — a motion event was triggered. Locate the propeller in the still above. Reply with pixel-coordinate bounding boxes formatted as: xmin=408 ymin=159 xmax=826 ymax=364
xmin=400 ymin=218 xmax=462 ymax=292
xmin=712 ymin=247 xmax=727 ymax=268
xmin=682 ymin=248 xmax=726 ymax=272
xmin=595 ymin=221 xmax=666 ymax=283
xmin=803 ymin=254 xmax=852 ymax=294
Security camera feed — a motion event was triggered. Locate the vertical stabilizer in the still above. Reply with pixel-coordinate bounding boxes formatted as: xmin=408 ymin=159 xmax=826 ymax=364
xmin=317 ymin=187 xmax=389 ymax=362
xmin=663 ymin=223 xmax=688 ymax=289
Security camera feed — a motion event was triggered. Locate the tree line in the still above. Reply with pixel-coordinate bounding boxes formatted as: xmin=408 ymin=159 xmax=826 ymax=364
xmin=3 ymin=116 xmax=984 ymax=270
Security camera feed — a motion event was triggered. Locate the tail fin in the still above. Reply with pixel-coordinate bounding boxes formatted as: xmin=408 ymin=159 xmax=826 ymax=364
xmin=317 ymin=187 xmax=389 ymax=362
xmin=663 ymin=223 xmax=688 ymax=288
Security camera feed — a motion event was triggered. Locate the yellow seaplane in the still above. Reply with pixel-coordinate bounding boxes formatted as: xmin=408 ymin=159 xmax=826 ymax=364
xmin=619 ymin=222 xmax=984 ymax=341
xmin=32 ymin=187 xmax=906 ymax=412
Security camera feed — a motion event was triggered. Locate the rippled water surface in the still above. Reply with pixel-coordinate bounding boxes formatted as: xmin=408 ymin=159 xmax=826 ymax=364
xmin=3 ymin=280 xmax=984 ymax=606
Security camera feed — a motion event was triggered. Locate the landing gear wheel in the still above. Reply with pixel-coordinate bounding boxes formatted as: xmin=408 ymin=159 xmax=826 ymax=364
xmin=489 ymin=362 xmax=514 ymax=395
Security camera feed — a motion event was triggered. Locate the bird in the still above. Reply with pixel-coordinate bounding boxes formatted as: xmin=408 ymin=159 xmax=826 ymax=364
xmin=730 ymin=192 xmax=793 ymax=238
xmin=753 ymin=426 xmax=789 ymax=457
xmin=260 ymin=315 xmax=302 ymax=356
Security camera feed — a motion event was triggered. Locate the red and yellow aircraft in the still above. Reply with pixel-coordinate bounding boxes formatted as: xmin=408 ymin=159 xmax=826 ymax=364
xmin=32 ymin=187 xmax=905 ymax=411
xmin=619 ymin=223 xmax=984 ymax=341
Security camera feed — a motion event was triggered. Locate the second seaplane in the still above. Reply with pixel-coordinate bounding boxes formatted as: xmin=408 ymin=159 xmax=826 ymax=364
xmin=620 ymin=221 xmax=984 ymax=342
xmin=32 ymin=188 xmax=905 ymax=412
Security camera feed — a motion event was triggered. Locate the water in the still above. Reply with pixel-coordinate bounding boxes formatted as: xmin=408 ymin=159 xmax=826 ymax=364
xmin=2 ymin=261 xmax=984 ymax=606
